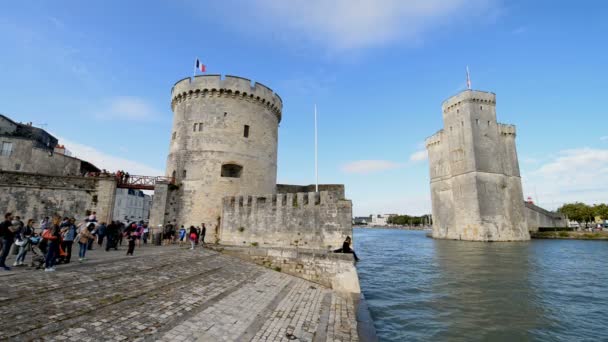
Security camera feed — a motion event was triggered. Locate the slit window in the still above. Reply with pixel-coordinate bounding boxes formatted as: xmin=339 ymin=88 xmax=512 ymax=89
xmin=193 ymin=123 xmax=198 ymax=132
xmin=221 ymin=164 xmax=243 ymax=178
xmin=198 ymin=123 xmax=203 ymax=131
xmin=244 ymin=125 xmax=250 ymax=138
xmin=172 ymin=132 xmax=176 ymax=140
xmin=182 ymin=170 xmax=187 ymax=178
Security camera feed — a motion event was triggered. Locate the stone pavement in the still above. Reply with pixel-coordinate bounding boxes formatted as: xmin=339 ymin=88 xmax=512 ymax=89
xmin=0 ymin=244 xmax=359 ymax=341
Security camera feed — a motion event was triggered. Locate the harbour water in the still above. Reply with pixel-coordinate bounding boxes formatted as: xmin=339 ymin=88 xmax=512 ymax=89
xmin=354 ymin=228 xmax=608 ymax=342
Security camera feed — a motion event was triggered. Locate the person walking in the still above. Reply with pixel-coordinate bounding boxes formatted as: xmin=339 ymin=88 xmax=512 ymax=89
xmin=97 ymin=222 xmax=107 ymax=247
xmin=178 ymin=225 xmax=186 ymax=247
xmin=142 ymin=224 xmax=149 ymax=245
xmin=78 ymin=223 xmax=95 ymax=262
xmin=60 ymin=218 xmax=77 ymax=264
xmin=44 ymin=216 xmax=62 ymax=272
xmin=0 ymin=213 xmax=17 ymax=270
xmin=200 ymin=223 xmax=206 ymax=245
xmin=14 ymin=219 xmax=34 ymax=266
xmin=105 ymin=221 xmax=119 ymax=251
xmin=188 ymin=226 xmax=197 ymax=250
xmin=125 ymin=224 xmax=136 ymax=256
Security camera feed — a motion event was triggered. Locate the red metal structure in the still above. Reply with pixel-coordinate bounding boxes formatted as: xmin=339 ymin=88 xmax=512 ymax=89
xmin=116 ymin=175 xmax=175 ymax=190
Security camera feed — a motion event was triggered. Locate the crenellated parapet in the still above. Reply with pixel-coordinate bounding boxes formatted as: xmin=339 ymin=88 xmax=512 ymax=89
xmin=498 ymin=123 xmax=516 ymax=136
xmin=171 ymin=75 xmax=283 ymax=122
xmin=220 ymin=190 xmax=352 ymax=250
xmin=222 ymin=191 xmax=343 ymax=211
xmin=425 ymin=129 xmax=444 ymax=148
xmin=442 ymin=90 xmax=496 ymax=114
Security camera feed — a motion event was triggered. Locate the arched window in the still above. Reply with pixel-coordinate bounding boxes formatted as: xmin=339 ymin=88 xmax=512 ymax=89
xmin=221 ymin=164 xmax=243 ymax=178
xmin=182 ymin=170 xmax=187 ymax=178
xmin=172 ymin=170 xmax=176 ymax=180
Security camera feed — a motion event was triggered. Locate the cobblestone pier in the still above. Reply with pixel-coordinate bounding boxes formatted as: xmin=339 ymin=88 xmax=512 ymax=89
xmin=0 ymin=246 xmax=359 ymax=341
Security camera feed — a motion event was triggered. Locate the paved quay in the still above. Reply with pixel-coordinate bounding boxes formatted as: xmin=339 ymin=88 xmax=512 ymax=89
xmin=0 ymin=245 xmax=359 ymax=341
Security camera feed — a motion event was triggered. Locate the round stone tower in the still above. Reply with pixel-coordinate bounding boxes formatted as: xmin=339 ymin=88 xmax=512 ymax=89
xmin=167 ymin=75 xmax=282 ymax=241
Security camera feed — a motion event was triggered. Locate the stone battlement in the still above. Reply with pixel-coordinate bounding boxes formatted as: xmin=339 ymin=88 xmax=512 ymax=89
xmin=498 ymin=123 xmax=516 ymax=136
xmin=220 ymin=190 xmax=352 ymax=250
xmin=425 ymin=129 xmax=444 ymax=147
xmin=442 ymin=89 xmax=496 ymax=113
xmin=171 ymin=75 xmax=282 ymax=122
xmin=222 ymin=191 xmax=343 ymax=211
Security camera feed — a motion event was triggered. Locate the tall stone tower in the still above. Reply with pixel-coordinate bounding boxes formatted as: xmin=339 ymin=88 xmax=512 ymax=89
xmin=167 ymin=75 xmax=282 ymax=241
xmin=425 ymin=90 xmax=529 ymax=241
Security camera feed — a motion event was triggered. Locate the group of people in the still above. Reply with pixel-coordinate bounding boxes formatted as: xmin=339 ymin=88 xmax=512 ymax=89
xmin=0 ymin=212 xmax=151 ymax=272
xmin=167 ymin=224 xmax=207 ymax=249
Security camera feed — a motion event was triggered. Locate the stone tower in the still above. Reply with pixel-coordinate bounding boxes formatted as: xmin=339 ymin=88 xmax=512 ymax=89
xmin=167 ymin=75 xmax=282 ymax=241
xmin=425 ymin=90 xmax=529 ymax=241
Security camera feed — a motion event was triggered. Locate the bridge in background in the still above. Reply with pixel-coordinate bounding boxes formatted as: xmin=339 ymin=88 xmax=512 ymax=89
xmin=116 ymin=175 xmax=175 ymax=190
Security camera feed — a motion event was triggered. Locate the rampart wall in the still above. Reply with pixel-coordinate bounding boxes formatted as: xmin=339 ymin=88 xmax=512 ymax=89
xmin=525 ymin=202 xmax=568 ymax=231
xmin=0 ymin=171 xmax=116 ymax=223
xmin=220 ymin=191 xmax=352 ymax=250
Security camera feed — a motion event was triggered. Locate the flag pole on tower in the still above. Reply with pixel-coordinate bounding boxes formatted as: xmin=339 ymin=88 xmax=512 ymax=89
xmin=466 ymin=66 xmax=472 ymax=90
xmin=314 ymin=104 xmax=319 ymax=193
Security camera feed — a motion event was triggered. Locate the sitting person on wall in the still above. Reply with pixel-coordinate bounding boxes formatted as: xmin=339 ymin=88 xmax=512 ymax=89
xmin=334 ymin=236 xmax=360 ymax=261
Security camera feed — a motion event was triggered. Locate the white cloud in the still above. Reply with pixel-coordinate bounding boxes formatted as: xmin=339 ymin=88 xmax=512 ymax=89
xmin=522 ymin=148 xmax=608 ymax=210
xmin=207 ymin=0 xmax=498 ymax=51
xmin=56 ymin=136 xmax=164 ymax=176
xmin=341 ymin=160 xmax=403 ymax=174
xmin=409 ymin=150 xmax=428 ymax=162
xmin=95 ymin=96 xmax=160 ymax=121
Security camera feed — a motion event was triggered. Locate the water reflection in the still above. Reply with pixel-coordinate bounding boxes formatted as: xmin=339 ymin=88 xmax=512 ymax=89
xmin=430 ymin=239 xmax=545 ymax=341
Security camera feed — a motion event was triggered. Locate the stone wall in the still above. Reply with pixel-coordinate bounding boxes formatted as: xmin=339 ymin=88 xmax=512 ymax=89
xmin=0 ymin=137 xmax=83 ymax=176
xmin=220 ymin=191 xmax=352 ymax=251
xmin=276 ymin=184 xmax=345 ymax=197
xmin=525 ymin=202 xmax=567 ymax=232
xmin=0 ymin=171 xmax=116 ymax=223
xmin=215 ymin=245 xmax=360 ymax=295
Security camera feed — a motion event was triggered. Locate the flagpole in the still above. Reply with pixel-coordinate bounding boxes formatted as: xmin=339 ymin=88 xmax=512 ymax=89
xmin=466 ymin=66 xmax=471 ymax=90
xmin=314 ymin=104 xmax=318 ymax=192
xmin=193 ymin=57 xmax=197 ymax=78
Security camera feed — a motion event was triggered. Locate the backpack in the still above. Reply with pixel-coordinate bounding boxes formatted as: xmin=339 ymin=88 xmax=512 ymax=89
xmin=42 ymin=229 xmax=56 ymax=240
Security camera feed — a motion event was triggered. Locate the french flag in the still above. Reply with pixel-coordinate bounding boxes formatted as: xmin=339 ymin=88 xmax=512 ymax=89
xmin=195 ymin=58 xmax=206 ymax=73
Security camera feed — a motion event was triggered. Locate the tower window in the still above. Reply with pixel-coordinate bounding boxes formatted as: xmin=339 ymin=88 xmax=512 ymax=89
xmin=198 ymin=123 xmax=203 ymax=131
xmin=480 ymin=106 xmax=483 ymax=110
xmin=221 ymin=164 xmax=243 ymax=178
xmin=193 ymin=123 xmax=198 ymax=132
xmin=244 ymin=125 xmax=250 ymax=138
xmin=476 ymin=119 xmax=479 ymax=125
xmin=172 ymin=132 xmax=176 ymax=140
xmin=182 ymin=170 xmax=187 ymax=178
xmin=488 ymin=121 xmax=491 ymax=126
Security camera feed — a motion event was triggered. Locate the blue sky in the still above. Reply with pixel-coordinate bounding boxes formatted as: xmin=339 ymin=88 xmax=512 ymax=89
xmin=1 ymin=0 xmax=607 ymax=216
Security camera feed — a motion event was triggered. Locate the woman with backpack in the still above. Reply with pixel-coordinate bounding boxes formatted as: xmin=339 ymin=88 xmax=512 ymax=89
xmin=78 ymin=223 xmax=95 ymax=262
xmin=43 ymin=216 xmax=62 ymax=272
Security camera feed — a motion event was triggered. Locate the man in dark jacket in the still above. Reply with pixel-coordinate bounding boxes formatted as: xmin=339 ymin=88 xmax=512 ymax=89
xmin=200 ymin=223 xmax=206 ymax=245
xmin=0 ymin=213 xmax=16 ymax=270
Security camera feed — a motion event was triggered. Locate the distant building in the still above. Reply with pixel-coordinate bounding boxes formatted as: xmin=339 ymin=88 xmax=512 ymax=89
xmin=371 ymin=214 xmax=397 ymax=226
xmin=0 ymin=114 xmax=98 ymax=176
xmin=113 ymin=188 xmax=152 ymax=222
xmin=353 ymin=216 xmax=371 ymax=225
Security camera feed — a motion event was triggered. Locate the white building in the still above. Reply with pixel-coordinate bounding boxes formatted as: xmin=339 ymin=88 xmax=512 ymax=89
xmin=371 ymin=214 xmax=397 ymax=226
xmin=113 ymin=188 xmax=152 ymax=222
